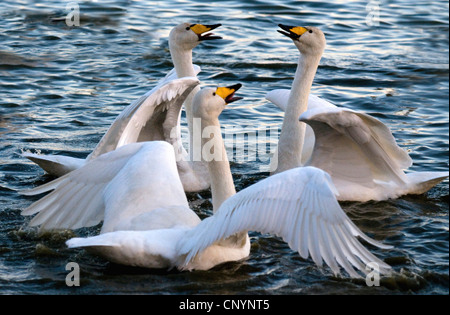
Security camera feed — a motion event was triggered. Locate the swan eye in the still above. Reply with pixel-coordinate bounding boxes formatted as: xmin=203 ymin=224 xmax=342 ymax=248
xmin=186 ymin=27 xmax=190 ymax=31
xmin=213 ymin=92 xmax=216 ymax=96
xmin=309 ymin=29 xmax=313 ymax=33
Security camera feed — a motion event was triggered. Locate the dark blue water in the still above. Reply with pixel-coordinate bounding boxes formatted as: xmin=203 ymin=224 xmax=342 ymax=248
xmin=0 ymin=0 xmax=448 ymax=295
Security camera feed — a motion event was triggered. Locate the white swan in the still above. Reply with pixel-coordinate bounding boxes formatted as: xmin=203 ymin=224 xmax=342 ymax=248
xmin=21 ymin=84 xmax=391 ymax=277
xmin=267 ymin=24 xmax=448 ymax=202
xmin=23 ymin=23 xmax=221 ymax=192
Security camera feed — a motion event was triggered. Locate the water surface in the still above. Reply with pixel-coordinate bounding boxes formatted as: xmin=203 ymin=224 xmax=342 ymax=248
xmin=0 ymin=0 xmax=448 ymax=295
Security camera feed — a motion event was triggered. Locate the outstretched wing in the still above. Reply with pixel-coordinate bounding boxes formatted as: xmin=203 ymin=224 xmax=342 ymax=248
xmin=178 ymin=166 xmax=392 ymax=278
xmin=266 ymin=88 xmax=412 ymax=200
xmin=301 ymin=106 xmax=412 ymax=201
xmin=88 ymin=77 xmax=200 ymax=160
xmin=21 ymin=143 xmax=148 ymax=230
xmin=21 ymin=141 xmax=191 ymax=232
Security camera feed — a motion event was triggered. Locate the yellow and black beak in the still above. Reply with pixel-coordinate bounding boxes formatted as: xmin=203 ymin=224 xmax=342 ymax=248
xmin=190 ymin=24 xmax=222 ymax=41
xmin=216 ymin=83 xmax=243 ymax=104
xmin=278 ymin=24 xmax=308 ymax=41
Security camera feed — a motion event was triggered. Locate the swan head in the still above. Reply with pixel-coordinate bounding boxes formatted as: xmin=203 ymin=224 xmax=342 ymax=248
xmin=169 ymin=23 xmax=222 ymax=51
xmin=193 ymin=84 xmax=243 ymax=121
xmin=278 ymin=24 xmax=326 ymax=57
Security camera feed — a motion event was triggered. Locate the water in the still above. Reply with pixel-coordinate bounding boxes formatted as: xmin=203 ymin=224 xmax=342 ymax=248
xmin=0 ymin=0 xmax=448 ymax=295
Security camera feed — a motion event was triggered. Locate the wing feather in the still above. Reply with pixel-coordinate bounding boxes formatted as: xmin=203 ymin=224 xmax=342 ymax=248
xmin=318 ymin=219 xmax=338 ymax=274
xmin=301 ymin=107 xmax=412 ymax=201
xmin=325 ymin=224 xmax=361 ymax=278
xmin=20 ymin=175 xmax=66 ymax=197
xmin=298 ymin=200 xmax=309 ymax=259
xmin=88 ymin=77 xmax=199 ymax=160
xmin=21 ymin=190 xmax=57 ymax=215
xmin=265 ymin=89 xmax=290 ymax=112
xmin=22 ymin=142 xmax=147 ymax=230
xmin=178 ymin=166 xmax=391 ymax=277
xmin=33 ymin=183 xmax=85 ymax=229
xmin=22 ymin=141 xmax=190 ymax=232
xmin=266 ymin=89 xmax=337 ymax=112
xmin=307 ymin=209 xmax=322 ymax=267
xmin=267 ymin=88 xmax=413 ymax=201
xmin=59 ymin=185 xmax=94 ymax=228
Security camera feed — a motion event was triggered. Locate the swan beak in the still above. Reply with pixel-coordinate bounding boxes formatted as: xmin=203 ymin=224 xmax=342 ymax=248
xmin=216 ymin=83 xmax=243 ymax=104
xmin=278 ymin=24 xmax=308 ymax=41
xmin=190 ymin=24 xmax=222 ymax=41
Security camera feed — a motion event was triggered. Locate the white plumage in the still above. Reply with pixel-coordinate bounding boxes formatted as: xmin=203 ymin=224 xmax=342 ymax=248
xmin=22 ymin=86 xmax=392 ymax=278
xmin=65 ymin=165 xmax=391 ymax=277
xmin=177 ymin=166 xmax=391 ymax=277
xmin=91 ymin=77 xmax=200 ymax=158
xmin=23 ymin=23 xmax=219 ymax=193
xmin=22 ymin=65 xmax=200 ymax=179
xmin=267 ymin=88 xmax=448 ymax=203
xmin=267 ymin=25 xmax=448 ymax=201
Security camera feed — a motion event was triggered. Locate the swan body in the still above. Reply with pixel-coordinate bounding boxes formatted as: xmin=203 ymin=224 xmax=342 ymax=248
xmin=267 ymin=25 xmax=449 ymax=202
xmin=22 ymin=86 xmax=391 ymax=278
xmin=23 ymin=23 xmax=221 ymax=192
xmin=66 ymin=164 xmax=390 ymax=275
xmin=300 ymin=105 xmax=449 ymax=201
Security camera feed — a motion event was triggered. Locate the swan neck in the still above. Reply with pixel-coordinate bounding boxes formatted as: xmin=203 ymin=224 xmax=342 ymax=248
xmin=275 ymin=53 xmax=321 ymax=173
xmin=200 ymin=117 xmax=236 ymax=212
xmin=289 ymin=54 xmax=320 ymax=114
xmin=169 ymin=43 xmax=199 ymax=156
xmin=170 ymin=42 xmax=195 ymax=77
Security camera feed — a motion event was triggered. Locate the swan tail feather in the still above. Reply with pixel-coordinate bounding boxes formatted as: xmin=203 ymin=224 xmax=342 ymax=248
xmin=406 ymin=171 xmax=449 ymax=195
xmin=22 ymin=151 xmax=84 ymax=177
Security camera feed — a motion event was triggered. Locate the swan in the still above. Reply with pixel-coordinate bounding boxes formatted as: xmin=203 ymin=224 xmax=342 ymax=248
xmin=267 ymin=24 xmax=448 ymax=202
xmin=22 ymin=23 xmax=221 ymax=192
xmin=21 ymin=84 xmax=392 ymax=277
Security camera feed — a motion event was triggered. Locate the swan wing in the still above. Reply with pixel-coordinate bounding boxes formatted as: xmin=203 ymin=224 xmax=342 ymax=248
xmin=88 ymin=77 xmax=200 ymax=160
xmin=21 ymin=143 xmax=148 ymax=230
xmin=21 ymin=141 xmax=190 ymax=231
xmin=157 ymin=64 xmax=202 ymax=161
xmin=178 ymin=166 xmax=391 ymax=278
xmin=301 ymin=106 xmax=412 ymax=193
xmin=265 ymin=88 xmax=290 ymax=111
xmin=266 ymin=89 xmax=337 ymax=112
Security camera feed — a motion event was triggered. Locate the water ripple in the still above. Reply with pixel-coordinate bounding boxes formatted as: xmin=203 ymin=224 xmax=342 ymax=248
xmin=0 ymin=0 xmax=448 ymax=295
